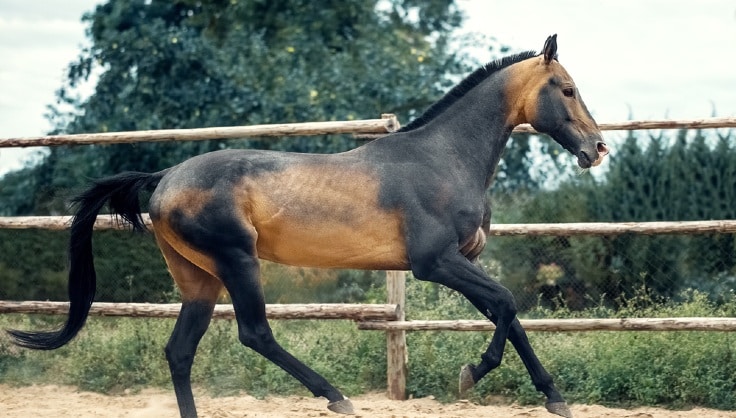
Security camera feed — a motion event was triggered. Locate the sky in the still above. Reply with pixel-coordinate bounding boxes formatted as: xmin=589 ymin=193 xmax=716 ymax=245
xmin=1 ymin=0 xmax=735 ymax=175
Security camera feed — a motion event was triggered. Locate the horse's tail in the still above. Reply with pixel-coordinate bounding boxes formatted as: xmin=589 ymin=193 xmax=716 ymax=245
xmin=7 ymin=170 xmax=168 ymax=350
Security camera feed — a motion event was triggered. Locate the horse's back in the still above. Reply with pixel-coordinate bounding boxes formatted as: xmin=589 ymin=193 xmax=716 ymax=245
xmin=149 ymin=149 xmax=409 ymax=272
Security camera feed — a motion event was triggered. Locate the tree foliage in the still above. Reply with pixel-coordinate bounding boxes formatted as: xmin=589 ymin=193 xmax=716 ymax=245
xmin=491 ymin=130 xmax=736 ymax=310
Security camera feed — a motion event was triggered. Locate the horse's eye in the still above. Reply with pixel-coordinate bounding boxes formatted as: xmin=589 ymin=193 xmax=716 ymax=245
xmin=563 ymin=87 xmax=575 ymax=98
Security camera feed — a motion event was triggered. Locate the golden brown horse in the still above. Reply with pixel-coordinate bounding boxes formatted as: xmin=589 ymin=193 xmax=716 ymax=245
xmin=9 ymin=35 xmax=608 ymax=418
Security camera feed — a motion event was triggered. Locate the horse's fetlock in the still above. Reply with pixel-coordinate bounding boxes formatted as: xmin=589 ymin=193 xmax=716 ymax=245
xmin=534 ymin=373 xmax=556 ymax=394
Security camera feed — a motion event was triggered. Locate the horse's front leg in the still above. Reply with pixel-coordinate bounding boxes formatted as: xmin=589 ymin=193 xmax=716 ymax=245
xmin=463 ymin=314 xmax=570 ymax=417
xmin=410 ymin=248 xmax=571 ymax=418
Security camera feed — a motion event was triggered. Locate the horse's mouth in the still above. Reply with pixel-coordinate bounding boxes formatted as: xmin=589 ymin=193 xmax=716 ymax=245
xmin=576 ymin=151 xmax=594 ymax=169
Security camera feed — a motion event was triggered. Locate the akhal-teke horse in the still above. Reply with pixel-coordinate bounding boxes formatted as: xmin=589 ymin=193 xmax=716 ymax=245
xmin=9 ymin=35 xmax=608 ymax=418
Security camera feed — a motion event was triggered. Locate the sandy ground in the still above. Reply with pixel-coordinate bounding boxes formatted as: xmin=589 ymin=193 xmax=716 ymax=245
xmin=1 ymin=385 xmax=735 ymax=417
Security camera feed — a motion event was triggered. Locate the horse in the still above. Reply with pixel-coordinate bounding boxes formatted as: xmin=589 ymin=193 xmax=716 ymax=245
xmin=8 ymin=35 xmax=608 ymax=418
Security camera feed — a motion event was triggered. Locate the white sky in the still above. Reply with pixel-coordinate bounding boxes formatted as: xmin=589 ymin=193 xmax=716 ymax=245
xmin=1 ymin=0 xmax=735 ymax=175
xmin=462 ymin=0 xmax=736 ymax=121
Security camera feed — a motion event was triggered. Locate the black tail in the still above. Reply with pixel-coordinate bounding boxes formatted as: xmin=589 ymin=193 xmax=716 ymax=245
xmin=7 ymin=170 xmax=167 ymax=350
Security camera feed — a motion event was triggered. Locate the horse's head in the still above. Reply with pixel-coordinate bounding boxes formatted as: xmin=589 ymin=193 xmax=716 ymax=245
xmin=506 ymin=34 xmax=609 ymax=168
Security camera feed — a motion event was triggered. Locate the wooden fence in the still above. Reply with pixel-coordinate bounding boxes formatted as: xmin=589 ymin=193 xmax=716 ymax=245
xmin=1 ymin=115 xmax=735 ymax=401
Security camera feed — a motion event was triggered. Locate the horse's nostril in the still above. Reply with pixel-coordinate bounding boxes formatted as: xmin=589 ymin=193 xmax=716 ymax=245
xmin=596 ymin=141 xmax=609 ymax=156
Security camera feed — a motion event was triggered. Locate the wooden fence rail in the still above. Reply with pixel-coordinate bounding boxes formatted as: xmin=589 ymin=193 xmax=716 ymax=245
xmin=3 ymin=216 xmax=736 ymax=236
xmin=515 ymin=116 xmax=736 ymax=134
xmin=4 ymin=300 xmax=735 ymax=332
xmin=487 ymin=220 xmax=736 ymax=236
xmin=0 ymin=115 xmax=400 ymax=148
xmin=1 ymin=116 xmax=734 ymax=149
xmin=0 ymin=301 xmax=400 ymax=321
xmin=358 ymin=317 xmax=736 ymax=332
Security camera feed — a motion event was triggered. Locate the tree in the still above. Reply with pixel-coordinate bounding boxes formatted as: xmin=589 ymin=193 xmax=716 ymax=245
xmin=0 ymin=0 xmax=488 ymax=302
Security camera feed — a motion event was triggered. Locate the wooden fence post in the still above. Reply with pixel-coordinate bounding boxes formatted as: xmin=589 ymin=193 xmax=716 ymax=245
xmin=385 ymin=270 xmax=407 ymax=400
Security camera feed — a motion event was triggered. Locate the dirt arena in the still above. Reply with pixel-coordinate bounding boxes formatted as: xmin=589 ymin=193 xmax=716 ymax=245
xmin=1 ymin=385 xmax=735 ymax=417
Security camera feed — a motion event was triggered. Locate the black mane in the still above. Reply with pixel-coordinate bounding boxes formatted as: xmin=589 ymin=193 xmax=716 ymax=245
xmin=399 ymin=50 xmax=538 ymax=132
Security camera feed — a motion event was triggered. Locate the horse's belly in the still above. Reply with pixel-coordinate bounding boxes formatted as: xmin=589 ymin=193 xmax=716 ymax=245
xmin=254 ymin=217 xmax=409 ymax=270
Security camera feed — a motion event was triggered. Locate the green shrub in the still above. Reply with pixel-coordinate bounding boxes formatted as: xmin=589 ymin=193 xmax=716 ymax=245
xmin=0 ymin=287 xmax=735 ymax=409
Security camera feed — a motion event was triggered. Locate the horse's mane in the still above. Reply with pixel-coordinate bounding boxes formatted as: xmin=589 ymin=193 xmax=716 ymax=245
xmin=398 ymin=50 xmax=538 ymax=132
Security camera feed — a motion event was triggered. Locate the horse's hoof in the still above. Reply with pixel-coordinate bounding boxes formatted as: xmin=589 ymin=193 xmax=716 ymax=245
xmin=545 ymin=401 xmax=573 ymax=418
xmin=327 ymin=398 xmax=354 ymax=415
xmin=458 ymin=364 xmax=476 ymax=395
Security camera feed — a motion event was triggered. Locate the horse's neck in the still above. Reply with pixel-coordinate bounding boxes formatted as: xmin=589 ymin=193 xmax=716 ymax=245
xmin=407 ymin=76 xmax=515 ymax=189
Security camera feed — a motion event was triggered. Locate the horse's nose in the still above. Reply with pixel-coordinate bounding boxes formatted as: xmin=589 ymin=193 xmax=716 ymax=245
xmin=589 ymin=141 xmax=609 ymax=167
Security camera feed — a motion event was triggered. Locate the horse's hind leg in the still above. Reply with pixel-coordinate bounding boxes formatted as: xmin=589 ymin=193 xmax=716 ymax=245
xmin=157 ymin=238 xmax=223 ymax=418
xmin=216 ymin=246 xmax=354 ymax=414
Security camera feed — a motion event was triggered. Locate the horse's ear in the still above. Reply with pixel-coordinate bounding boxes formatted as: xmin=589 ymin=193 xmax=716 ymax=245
xmin=542 ymin=34 xmax=558 ymax=64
